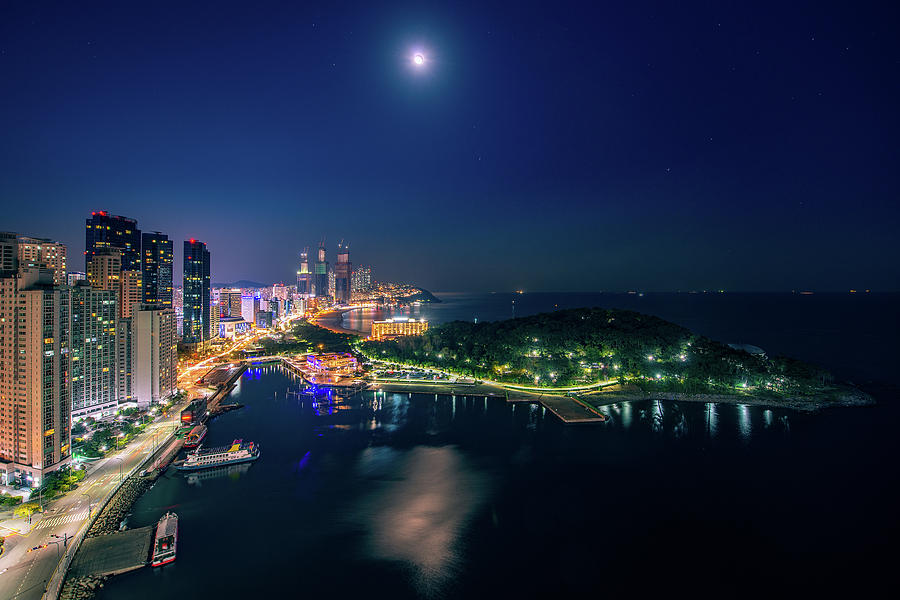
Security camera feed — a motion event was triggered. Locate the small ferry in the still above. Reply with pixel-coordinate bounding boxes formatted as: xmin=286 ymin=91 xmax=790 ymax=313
xmin=183 ymin=424 xmax=208 ymax=449
xmin=151 ymin=512 xmax=178 ymax=567
xmin=177 ymin=439 xmax=260 ymax=472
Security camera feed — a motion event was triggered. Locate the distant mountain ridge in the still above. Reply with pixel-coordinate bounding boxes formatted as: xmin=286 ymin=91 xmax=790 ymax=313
xmin=213 ymin=280 xmax=269 ymax=289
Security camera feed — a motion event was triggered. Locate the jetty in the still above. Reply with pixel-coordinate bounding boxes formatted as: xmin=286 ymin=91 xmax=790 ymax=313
xmin=67 ymin=526 xmax=154 ymax=578
xmin=506 ymin=393 xmax=607 ymax=424
xmin=371 ymin=379 xmax=606 ymax=424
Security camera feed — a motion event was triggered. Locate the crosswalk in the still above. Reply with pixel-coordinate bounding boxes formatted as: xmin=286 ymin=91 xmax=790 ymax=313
xmin=35 ymin=512 xmax=88 ymax=529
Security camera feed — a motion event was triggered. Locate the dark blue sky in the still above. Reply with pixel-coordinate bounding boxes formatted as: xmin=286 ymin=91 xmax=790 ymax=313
xmin=2 ymin=1 xmax=897 ymax=291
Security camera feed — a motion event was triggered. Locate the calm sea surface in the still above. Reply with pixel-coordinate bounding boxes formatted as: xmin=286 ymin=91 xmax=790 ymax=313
xmin=98 ymin=293 xmax=899 ymax=598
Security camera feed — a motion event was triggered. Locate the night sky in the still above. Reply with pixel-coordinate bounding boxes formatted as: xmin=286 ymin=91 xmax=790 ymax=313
xmin=2 ymin=1 xmax=897 ymax=292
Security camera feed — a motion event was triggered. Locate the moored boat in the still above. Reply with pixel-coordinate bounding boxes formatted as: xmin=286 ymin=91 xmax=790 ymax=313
xmin=151 ymin=512 xmax=178 ymax=567
xmin=177 ymin=439 xmax=260 ymax=472
xmin=183 ymin=424 xmax=208 ymax=449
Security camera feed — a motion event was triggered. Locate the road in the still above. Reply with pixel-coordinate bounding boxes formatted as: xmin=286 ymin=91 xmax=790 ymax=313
xmin=0 ymin=407 xmax=184 ymax=600
xmin=0 ymin=312 xmax=304 ymax=600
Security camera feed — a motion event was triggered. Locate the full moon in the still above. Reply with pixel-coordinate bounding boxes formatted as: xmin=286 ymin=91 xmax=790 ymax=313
xmin=413 ymin=53 xmax=425 ymax=66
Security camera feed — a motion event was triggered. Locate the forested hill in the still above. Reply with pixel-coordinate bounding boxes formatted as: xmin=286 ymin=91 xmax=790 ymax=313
xmin=360 ymin=307 xmax=832 ymax=394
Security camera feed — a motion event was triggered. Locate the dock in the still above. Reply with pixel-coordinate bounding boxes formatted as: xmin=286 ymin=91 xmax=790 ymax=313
xmin=507 ymin=394 xmax=607 ymax=424
xmin=371 ymin=380 xmax=606 ymax=424
xmin=67 ymin=526 xmax=154 ymax=577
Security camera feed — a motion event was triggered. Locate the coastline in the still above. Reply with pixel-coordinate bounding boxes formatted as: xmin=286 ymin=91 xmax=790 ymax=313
xmin=305 ymin=312 xmax=876 ymax=414
xmin=310 ymin=308 xmax=368 ymax=337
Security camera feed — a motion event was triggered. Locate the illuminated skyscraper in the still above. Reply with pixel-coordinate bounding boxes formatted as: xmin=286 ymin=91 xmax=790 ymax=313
xmin=334 ymin=242 xmax=351 ymax=304
xmin=314 ymin=240 xmax=328 ymax=298
xmin=297 ymin=247 xmax=312 ymax=298
xmin=141 ymin=232 xmax=173 ymax=308
xmin=182 ymin=239 xmax=211 ymax=345
xmin=84 ymin=211 xmax=141 ymax=272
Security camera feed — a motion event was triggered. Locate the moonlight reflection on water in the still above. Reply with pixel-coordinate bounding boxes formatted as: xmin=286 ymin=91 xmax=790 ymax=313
xmin=356 ymin=446 xmax=488 ymax=597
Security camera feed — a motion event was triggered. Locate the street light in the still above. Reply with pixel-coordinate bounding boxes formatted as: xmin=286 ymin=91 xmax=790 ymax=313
xmin=81 ymin=492 xmax=94 ymax=517
xmin=109 ymin=456 xmax=124 ymax=482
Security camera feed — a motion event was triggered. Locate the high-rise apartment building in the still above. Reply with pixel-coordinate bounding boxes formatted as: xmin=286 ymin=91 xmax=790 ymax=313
xmin=210 ymin=303 xmax=220 ymax=339
xmin=0 ymin=267 xmax=71 ymax=487
xmin=351 ymin=266 xmax=372 ymax=293
xmin=141 ymin=232 xmax=173 ymax=308
xmin=182 ymin=239 xmax=210 ymax=345
xmin=119 ymin=270 xmax=142 ymax=319
xmin=334 ymin=242 xmax=351 ymax=304
xmin=132 ymin=307 xmax=177 ymax=408
xmin=116 ymin=318 xmax=133 ymax=404
xmin=84 ymin=211 xmax=141 ymax=272
xmin=70 ymin=282 xmax=117 ymax=420
xmin=67 ymin=272 xmax=86 ymax=286
xmin=87 ymin=248 xmax=122 ymax=291
xmin=16 ymin=236 xmax=68 ymax=286
xmin=314 ymin=241 xmax=328 ymax=298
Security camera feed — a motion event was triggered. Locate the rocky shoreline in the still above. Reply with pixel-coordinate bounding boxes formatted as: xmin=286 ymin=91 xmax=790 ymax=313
xmin=60 ymin=575 xmax=107 ymax=600
xmin=85 ymin=475 xmax=154 ymax=537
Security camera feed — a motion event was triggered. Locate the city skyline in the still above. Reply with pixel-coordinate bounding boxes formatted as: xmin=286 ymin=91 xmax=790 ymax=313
xmin=2 ymin=2 xmax=897 ymax=292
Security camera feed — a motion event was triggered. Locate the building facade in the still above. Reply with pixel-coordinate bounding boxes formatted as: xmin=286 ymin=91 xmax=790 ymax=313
xmin=371 ymin=318 xmax=429 ymax=340
xmin=116 ymin=318 xmax=133 ymax=405
xmin=141 ymin=232 xmax=173 ymax=308
xmin=70 ymin=282 xmax=118 ymax=420
xmin=220 ymin=288 xmax=242 ymax=318
xmin=0 ymin=268 xmax=72 ymax=486
xmin=132 ymin=307 xmax=177 ymax=409
xmin=351 ymin=265 xmax=372 ymax=294
xmin=16 ymin=236 xmax=68 ymax=286
xmin=334 ymin=242 xmax=351 ymax=304
xmin=87 ymin=248 xmax=122 ymax=291
xmin=85 ymin=211 xmax=141 ymax=272
xmin=182 ymin=239 xmax=211 ymax=345
xmin=119 ymin=270 xmax=142 ymax=319
xmin=297 ymin=247 xmax=312 ymax=297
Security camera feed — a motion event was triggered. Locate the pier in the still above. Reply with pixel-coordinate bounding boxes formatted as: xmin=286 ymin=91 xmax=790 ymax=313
xmin=67 ymin=526 xmax=154 ymax=578
xmin=371 ymin=380 xmax=606 ymax=424
xmin=506 ymin=393 xmax=607 ymax=424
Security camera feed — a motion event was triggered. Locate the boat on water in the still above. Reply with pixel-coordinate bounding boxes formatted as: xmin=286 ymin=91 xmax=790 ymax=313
xmin=177 ymin=439 xmax=260 ymax=472
xmin=183 ymin=424 xmax=208 ymax=449
xmin=151 ymin=512 xmax=178 ymax=567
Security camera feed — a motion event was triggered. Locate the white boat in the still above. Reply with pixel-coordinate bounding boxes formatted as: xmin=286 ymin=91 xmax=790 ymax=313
xmin=177 ymin=439 xmax=260 ymax=471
